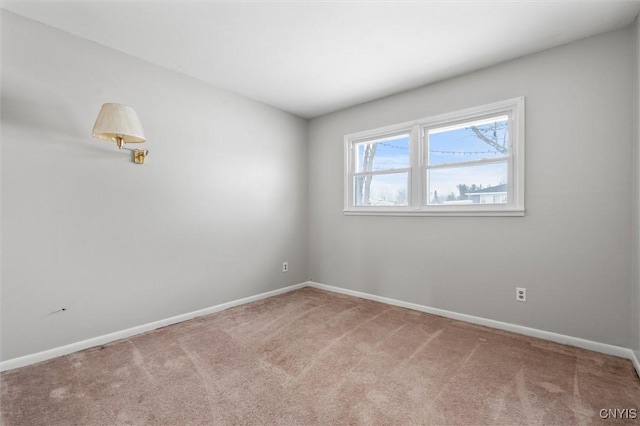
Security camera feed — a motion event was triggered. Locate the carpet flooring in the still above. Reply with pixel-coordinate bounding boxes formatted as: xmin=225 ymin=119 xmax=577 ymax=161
xmin=2 ymin=287 xmax=639 ymax=425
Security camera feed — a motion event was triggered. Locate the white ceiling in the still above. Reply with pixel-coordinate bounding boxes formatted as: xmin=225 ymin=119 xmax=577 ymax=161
xmin=3 ymin=1 xmax=639 ymax=118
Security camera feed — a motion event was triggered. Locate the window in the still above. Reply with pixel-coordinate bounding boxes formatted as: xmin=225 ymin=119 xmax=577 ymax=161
xmin=344 ymin=97 xmax=524 ymax=216
xmin=353 ymin=132 xmax=410 ymax=207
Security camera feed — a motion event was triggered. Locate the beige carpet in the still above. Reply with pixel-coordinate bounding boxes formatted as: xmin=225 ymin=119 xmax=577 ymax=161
xmin=2 ymin=287 xmax=639 ymax=425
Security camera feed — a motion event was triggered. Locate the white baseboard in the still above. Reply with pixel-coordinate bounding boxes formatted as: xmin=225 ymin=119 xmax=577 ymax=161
xmin=0 ymin=282 xmax=309 ymax=372
xmin=308 ymin=281 xmax=640 ymax=375
xmin=632 ymin=351 xmax=640 ymax=378
xmin=3 ymin=280 xmax=639 ymax=380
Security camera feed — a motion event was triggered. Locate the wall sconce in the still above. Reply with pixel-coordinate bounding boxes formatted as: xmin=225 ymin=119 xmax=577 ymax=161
xmin=92 ymin=103 xmax=148 ymax=164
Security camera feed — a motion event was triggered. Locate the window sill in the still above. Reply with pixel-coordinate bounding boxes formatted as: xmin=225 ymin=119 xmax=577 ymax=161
xmin=343 ymin=208 xmax=525 ymax=217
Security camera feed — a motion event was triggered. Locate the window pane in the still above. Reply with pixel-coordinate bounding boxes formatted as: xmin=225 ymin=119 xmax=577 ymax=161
xmin=428 ymin=162 xmax=508 ymax=205
xmin=356 ymin=134 xmax=410 ymax=173
xmin=354 ymin=172 xmax=408 ymax=206
xmin=428 ymin=115 xmax=509 ymax=166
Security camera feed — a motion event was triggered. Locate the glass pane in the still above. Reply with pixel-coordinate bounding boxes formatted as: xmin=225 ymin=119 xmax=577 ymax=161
xmin=428 ymin=162 xmax=508 ymax=205
xmin=354 ymin=172 xmax=408 ymax=206
xmin=356 ymin=134 xmax=410 ymax=173
xmin=428 ymin=115 xmax=509 ymax=166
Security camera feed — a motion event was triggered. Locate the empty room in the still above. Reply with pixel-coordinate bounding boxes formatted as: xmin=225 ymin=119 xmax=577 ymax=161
xmin=2 ymin=1 xmax=640 ymax=424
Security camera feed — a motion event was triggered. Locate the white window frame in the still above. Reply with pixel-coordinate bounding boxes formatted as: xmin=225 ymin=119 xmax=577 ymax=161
xmin=344 ymin=97 xmax=525 ymax=216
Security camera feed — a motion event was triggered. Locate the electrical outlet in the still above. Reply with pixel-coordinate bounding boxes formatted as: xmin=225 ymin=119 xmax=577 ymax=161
xmin=516 ymin=287 xmax=526 ymax=302
xmin=282 ymin=262 xmax=288 ymax=273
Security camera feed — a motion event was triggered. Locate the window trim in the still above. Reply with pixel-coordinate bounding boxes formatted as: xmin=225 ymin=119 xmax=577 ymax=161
xmin=344 ymin=97 xmax=525 ymax=217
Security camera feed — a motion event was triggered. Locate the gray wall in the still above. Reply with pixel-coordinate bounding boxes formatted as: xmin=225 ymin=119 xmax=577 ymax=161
xmin=634 ymin=15 xmax=640 ymax=363
xmin=308 ymin=26 xmax=635 ymax=348
xmin=1 ymin=12 xmax=308 ymax=361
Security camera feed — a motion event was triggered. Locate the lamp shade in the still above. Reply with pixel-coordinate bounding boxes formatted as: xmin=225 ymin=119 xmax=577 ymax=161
xmin=92 ymin=103 xmax=145 ymax=144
